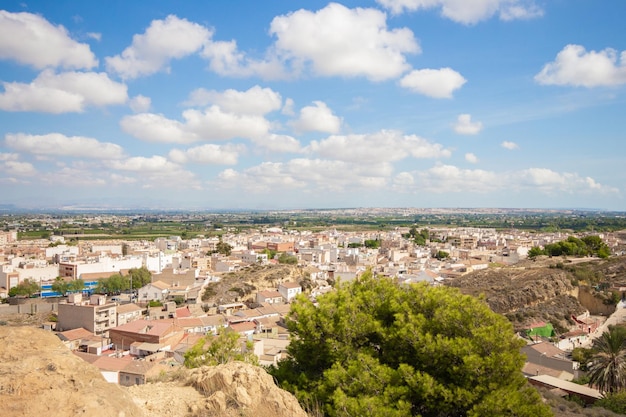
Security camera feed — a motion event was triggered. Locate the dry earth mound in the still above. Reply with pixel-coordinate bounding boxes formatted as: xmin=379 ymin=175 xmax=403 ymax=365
xmin=447 ymin=266 xmax=587 ymax=332
xmin=203 ymin=264 xmax=307 ymax=305
xmin=0 ymin=326 xmax=144 ymax=417
xmin=126 ymin=362 xmax=309 ymax=417
xmin=0 ymin=326 xmax=308 ymax=417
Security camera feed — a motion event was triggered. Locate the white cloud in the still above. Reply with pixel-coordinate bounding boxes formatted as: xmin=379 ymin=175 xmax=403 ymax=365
xmin=201 ymin=40 xmax=287 ymax=80
xmin=465 ymin=153 xmax=479 ymax=163
xmin=0 ymin=10 xmax=97 ymax=69
xmin=376 ymin=0 xmax=543 ymax=25
xmin=291 ymin=101 xmax=342 ymax=134
xmin=5 ymin=133 xmax=125 ymax=159
xmin=185 ymin=85 xmax=282 ymax=115
xmin=415 ymin=164 xmax=500 ymax=192
xmin=269 ymin=3 xmax=419 ymax=81
xmin=216 ymin=158 xmax=391 ymax=194
xmin=105 ymin=15 xmax=212 ymax=79
xmin=121 ymin=106 xmax=271 ymax=144
xmin=517 ymin=168 xmax=618 ymax=194
xmin=2 ymin=160 xmax=37 ymax=177
xmin=253 ymin=134 xmax=302 ymax=153
xmin=120 ymin=113 xmax=196 ymax=144
xmin=501 ymin=141 xmax=519 ymax=150
xmin=182 ymin=106 xmax=271 ymax=140
xmin=0 ymin=70 xmax=128 ymax=113
xmin=86 ymin=32 xmax=101 ymax=41
xmin=129 ymin=95 xmax=151 ymax=113
xmin=308 ymin=130 xmax=451 ymax=163
xmin=282 ymin=98 xmax=295 ymax=116
xmin=0 ymin=153 xmax=18 ymax=162
xmin=168 ymin=144 xmax=244 ymax=165
xmin=394 ymin=164 xmax=619 ymax=195
xmin=534 ymin=44 xmax=626 ymax=87
xmin=454 ymin=114 xmax=483 ymax=135
xmin=399 ymin=68 xmax=466 ymax=98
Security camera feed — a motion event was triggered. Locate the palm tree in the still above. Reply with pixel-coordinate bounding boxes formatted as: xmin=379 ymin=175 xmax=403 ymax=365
xmin=587 ymin=326 xmax=626 ymax=394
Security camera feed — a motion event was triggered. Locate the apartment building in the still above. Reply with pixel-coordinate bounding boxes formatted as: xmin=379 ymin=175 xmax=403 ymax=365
xmin=57 ymin=293 xmax=117 ymax=336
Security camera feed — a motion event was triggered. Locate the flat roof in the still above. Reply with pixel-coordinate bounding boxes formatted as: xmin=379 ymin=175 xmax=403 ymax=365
xmin=529 ymin=375 xmax=603 ymax=400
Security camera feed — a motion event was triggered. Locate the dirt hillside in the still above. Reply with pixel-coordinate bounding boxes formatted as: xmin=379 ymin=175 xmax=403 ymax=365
xmin=0 ymin=326 xmax=144 ymax=417
xmin=0 ymin=326 xmax=308 ymax=417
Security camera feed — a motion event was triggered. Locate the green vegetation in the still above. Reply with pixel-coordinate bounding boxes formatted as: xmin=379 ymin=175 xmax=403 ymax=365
xmin=587 ymin=326 xmax=626 ymax=394
xmin=184 ymin=328 xmax=258 ymax=368
xmin=94 ymin=267 xmax=151 ymax=294
xmin=277 ymin=252 xmax=298 ymax=264
xmin=403 ymin=227 xmax=429 ymax=246
xmin=51 ymin=277 xmax=84 ymax=296
xmin=529 ymin=235 xmax=611 ymax=259
xmin=8 ymin=279 xmax=40 ymax=297
xmin=10 ymin=209 xmax=626 ymax=243
xmin=596 ymin=391 xmax=626 ymax=414
xmin=270 ymin=270 xmax=551 ymax=417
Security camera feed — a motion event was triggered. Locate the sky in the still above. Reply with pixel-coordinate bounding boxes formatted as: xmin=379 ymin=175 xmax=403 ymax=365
xmin=0 ymin=0 xmax=625 ymax=211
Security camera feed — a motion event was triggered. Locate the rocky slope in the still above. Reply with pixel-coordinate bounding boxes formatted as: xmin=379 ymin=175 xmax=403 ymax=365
xmin=447 ymin=256 xmax=626 ymax=332
xmin=202 ymin=263 xmax=310 ymax=305
xmin=0 ymin=326 xmax=308 ymax=417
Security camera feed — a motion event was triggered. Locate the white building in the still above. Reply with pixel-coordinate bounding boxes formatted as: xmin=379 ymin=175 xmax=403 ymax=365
xmin=278 ymin=281 xmax=302 ymax=302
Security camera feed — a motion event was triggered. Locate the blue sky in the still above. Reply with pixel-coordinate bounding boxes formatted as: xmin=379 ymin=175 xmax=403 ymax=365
xmin=0 ymin=0 xmax=625 ymax=211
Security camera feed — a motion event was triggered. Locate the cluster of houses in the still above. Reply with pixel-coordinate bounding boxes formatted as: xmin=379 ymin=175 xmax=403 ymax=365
xmin=0 ymin=225 xmax=622 ymax=401
xmin=50 ymin=279 xmax=301 ymax=386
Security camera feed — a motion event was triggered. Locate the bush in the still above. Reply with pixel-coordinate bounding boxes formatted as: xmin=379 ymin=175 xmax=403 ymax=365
xmin=595 ymin=391 xmax=626 ymax=414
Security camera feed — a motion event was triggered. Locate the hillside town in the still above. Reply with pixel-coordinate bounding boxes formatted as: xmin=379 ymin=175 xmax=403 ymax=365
xmin=1 ymin=223 xmax=625 ymax=398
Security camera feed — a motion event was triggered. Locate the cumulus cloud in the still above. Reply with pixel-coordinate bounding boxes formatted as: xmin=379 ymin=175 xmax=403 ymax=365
xmin=465 ymin=153 xmax=479 ymax=163
xmin=517 ymin=168 xmax=619 ymax=194
xmin=185 ymin=85 xmax=282 ymax=115
xmin=2 ymin=160 xmax=37 ymax=177
xmin=534 ymin=44 xmax=626 ymax=87
xmin=121 ymin=106 xmax=271 ymax=144
xmin=129 ymin=95 xmax=151 ymax=113
xmin=182 ymin=106 xmax=271 ymax=140
xmin=399 ymin=68 xmax=466 ymax=98
xmin=308 ymin=130 xmax=451 ymax=163
xmin=120 ymin=113 xmax=195 ymax=144
xmin=269 ymin=3 xmax=419 ymax=80
xmin=216 ymin=158 xmax=391 ymax=194
xmin=253 ymin=134 xmax=302 ymax=153
xmin=0 ymin=10 xmax=97 ymax=69
xmin=376 ymin=0 xmax=543 ymax=24
xmin=501 ymin=141 xmax=519 ymax=150
xmin=168 ymin=143 xmax=244 ymax=165
xmin=291 ymin=101 xmax=342 ymax=134
xmin=393 ymin=164 xmax=619 ymax=196
xmin=0 ymin=70 xmax=128 ymax=113
xmin=105 ymin=15 xmax=212 ymax=79
xmin=5 ymin=133 xmax=125 ymax=159
xmin=201 ymin=40 xmax=287 ymax=80
xmin=454 ymin=114 xmax=483 ymax=135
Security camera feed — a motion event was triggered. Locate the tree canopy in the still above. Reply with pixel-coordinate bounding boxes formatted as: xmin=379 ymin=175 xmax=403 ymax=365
xmin=528 ymin=235 xmax=610 ymax=259
xmin=587 ymin=326 xmax=626 ymax=394
xmin=8 ymin=279 xmax=40 ymax=297
xmin=270 ymin=270 xmax=551 ymax=417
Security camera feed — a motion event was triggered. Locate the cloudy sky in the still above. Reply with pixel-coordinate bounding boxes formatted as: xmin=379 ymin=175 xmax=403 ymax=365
xmin=0 ymin=1 xmax=624 ymax=211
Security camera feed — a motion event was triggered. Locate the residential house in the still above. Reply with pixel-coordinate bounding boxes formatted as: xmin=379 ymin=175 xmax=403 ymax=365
xmin=278 ymin=281 xmax=302 ymax=302
xmin=116 ymin=303 xmax=144 ymax=326
xmin=137 ymin=280 xmax=170 ymax=302
xmin=108 ymin=319 xmax=184 ymax=355
xmin=256 ymin=290 xmax=283 ymax=305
